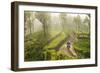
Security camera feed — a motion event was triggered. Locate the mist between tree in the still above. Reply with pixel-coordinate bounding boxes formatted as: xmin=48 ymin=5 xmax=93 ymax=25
xmin=24 ymin=11 xmax=90 ymax=61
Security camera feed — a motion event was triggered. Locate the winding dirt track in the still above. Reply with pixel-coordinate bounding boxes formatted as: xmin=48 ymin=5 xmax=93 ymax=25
xmin=59 ymin=33 xmax=78 ymax=58
xmin=59 ymin=44 xmax=77 ymax=58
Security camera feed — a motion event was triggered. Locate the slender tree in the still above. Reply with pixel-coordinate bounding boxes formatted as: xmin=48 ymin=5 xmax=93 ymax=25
xmin=24 ymin=12 xmax=35 ymax=39
xmin=35 ymin=12 xmax=51 ymax=38
xmin=59 ymin=13 xmax=67 ymax=34
xmin=83 ymin=15 xmax=90 ymax=33
xmin=73 ymin=15 xmax=82 ymax=34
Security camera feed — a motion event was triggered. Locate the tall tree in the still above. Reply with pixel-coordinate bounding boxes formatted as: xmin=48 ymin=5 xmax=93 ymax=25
xmin=73 ymin=15 xmax=82 ymax=33
xmin=59 ymin=13 xmax=67 ymax=34
xmin=83 ymin=15 xmax=90 ymax=33
xmin=35 ymin=12 xmax=51 ymax=38
xmin=24 ymin=11 xmax=35 ymax=38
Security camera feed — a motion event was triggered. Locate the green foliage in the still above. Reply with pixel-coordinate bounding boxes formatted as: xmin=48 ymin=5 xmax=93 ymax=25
xmin=73 ymin=38 xmax=90 ymax=59
xmin=44 ymin=33 xmax=66 ymax=49
xmin=56 ymin=51 xmax=69 ymax=60
xmin=24 ymin=12 xmax=90 ymax=61
xmin=24 ymin=31 xmax=48 ymax=61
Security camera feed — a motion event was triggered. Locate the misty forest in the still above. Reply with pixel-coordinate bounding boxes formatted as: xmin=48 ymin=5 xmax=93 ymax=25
xmin=24 ymin=11 xmax=90 ymax=61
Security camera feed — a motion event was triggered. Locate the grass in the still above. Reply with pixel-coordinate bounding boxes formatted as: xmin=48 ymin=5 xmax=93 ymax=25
xmin=49 ymin=30 xmax=61 ymax=37
xmin=74 ymin=38 xmax=90 ymax=51
xmin=73 ymin=38 xmax=90 ymax=59
xmin=44 ymin=32 xmax=66 ymax=49
xmin=24 ymin=29 xmax=90 ymax=61
xmin=24 ymin=30 xmax=65 ymax=61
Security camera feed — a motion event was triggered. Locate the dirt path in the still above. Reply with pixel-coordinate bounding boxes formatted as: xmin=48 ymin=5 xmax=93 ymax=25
xmin=59 ymin=32 xmax=78 ymax=58
xmin=59 ymin=43 xmax=77 ymax=58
